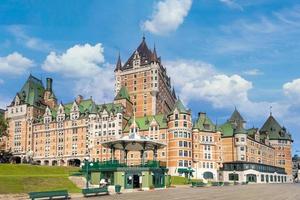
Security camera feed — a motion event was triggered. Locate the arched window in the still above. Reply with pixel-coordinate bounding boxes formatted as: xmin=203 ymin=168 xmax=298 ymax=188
xmin=203 ymin=171 xmax=214 ymax=179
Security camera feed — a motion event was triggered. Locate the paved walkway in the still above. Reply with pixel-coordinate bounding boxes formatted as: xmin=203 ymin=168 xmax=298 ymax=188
xmin=1 ymin=184 xmax=299 ymax=200
xmin=74 ymin=184 xmax=300 ymax=200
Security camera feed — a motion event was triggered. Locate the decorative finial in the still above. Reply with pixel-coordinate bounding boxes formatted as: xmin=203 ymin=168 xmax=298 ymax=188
xmin=142 ymin=33 xmax=145 ymax=41
xmin=270 ymin=106 xmax=272 ymax=116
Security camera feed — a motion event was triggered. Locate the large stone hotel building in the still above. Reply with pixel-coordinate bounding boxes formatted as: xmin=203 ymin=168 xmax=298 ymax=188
xmin=0 ymin=37 xmax=293 ymax=183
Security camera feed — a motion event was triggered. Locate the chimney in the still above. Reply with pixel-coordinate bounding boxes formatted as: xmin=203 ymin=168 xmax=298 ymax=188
xmin=76 ymin=95 xmax=83 ymax=104
xmin=46 ymin=78 xmax=53 ymax=92
xmin=198 ymin=112 xmax=206 ymax=119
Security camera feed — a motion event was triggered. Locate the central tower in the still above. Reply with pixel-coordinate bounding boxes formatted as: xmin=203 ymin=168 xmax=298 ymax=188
xmin=114 ymin=37 xmax=176 ymax=117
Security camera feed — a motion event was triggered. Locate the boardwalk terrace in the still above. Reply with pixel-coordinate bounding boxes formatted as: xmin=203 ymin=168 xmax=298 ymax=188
xmin=0 ymin=37 xmax=294 ymax=184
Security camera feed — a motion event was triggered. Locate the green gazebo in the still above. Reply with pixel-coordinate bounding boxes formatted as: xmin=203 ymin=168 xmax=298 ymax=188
xmin=81 ymin=132 xmax=169 ymax=191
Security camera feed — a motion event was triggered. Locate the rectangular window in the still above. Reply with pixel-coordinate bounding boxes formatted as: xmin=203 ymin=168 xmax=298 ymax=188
xmin=179 ymin=160 xmax=183 ymax=167
xmin=179 ymin=150 xmax=183 ymax=156
xmin=229 ymin=174 xmax=239 ymax=181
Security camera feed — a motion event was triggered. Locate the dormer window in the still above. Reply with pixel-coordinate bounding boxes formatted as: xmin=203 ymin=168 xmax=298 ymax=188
xmin=204 ymin=124 xmax=210 ymax=130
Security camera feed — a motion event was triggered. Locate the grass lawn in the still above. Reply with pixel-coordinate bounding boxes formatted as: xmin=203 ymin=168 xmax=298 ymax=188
xmin=0 ymin=164 xmax=81 ymax=194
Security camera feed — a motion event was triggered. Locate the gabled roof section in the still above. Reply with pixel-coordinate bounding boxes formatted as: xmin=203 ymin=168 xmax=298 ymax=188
xmin=228 ymin=108 xmax=245 ymax=124
xmin=260 ymin=115 xmax=292 ymax=141
xmin=115 ymin=86 xmax=130 ymax=101
xmin=48 ymin=98 xmax=123 ymax=119
xmin=14 ymin=74 xmax=46 ymax=108
xmin=123 ymin=114 xmax=168 ymax=132
xmin=122 ymin=36 xmax=154 ymax=70
xmin=193 ymin=112 xmax=217 ymax=132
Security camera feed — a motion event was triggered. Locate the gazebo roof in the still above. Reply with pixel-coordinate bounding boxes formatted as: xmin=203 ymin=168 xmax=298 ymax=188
xmin=101 ymin=133 xmax=166 ymax=151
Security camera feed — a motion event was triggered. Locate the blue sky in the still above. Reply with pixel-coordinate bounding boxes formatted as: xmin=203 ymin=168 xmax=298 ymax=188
xmin=0 ymin=0 xmax=299 ymax=153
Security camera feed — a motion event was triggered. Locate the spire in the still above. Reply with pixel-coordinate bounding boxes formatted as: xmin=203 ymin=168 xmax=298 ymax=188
xmin=172 ymin=87 xmax=176 ymax=99
xmin=270 ymin=105 xmax=272 ymax=116
xmin=142 ymin=33 xmax=145 ymax=42
xmin=151 ymin=44 xmax=158 ymax=62
xmin=114 ymin=52 xmax=122 ymax=72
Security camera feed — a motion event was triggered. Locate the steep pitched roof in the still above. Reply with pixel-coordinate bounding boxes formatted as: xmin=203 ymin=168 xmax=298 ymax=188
xmin=114 ymin=86 xmax=130 ymax=101
xmin=14 ymin=74 xmax=46 ymax=108
xmin=193 ymin=112 xmax=217 ymax=132
xmin=122 ymin=37 xmax=155 ymax=70
xmin=228 ymin=108 xmax=245 ymax=123
xmin=171 ymin=99 xmax=189 ymax=114
xmin=219 ymin=122 xmax=234 ymax=137
xmin=260 ymin=115 xmax=292 ymax=141
xmin=123 ymin=114 xmax=168 ymax=132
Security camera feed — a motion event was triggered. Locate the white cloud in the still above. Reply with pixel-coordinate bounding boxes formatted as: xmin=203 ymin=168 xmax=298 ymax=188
xmin=0 ymin=52 xmax=35 ymax=75
xmin=219 ymin=0 xmax=243 ymax=11
xmin=216 ymin=6 xmax=300 ymax=54
xmin=42 ymin=43 xmax=114 ymax=102
xmin=8 ymin=26 xmax=51 ymax=52
xmin=166 ymin=60 xmax=251 ymax=107
xmin=74 ymin=64 xmax=115 ymax=103
xmin=243 ymin=68 xmax=263 ymax=76
xmin=42 ymin=43 xmax=105 ymax=78
xmin=283 ymin=78 xmax=300 ymax=104
xmin=166 ymin=60 xmax=290 ymax=119
xmin=142 ymin=0 xmax=192 ymax=35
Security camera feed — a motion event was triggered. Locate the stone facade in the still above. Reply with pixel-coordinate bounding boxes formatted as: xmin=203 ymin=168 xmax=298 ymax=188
xmin=0 ymin=37 xmax=293 ymax=183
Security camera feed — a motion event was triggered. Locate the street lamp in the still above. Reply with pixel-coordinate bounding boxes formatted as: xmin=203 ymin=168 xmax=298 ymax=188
xmin=83 ymin=156 xmax=93 ymax=189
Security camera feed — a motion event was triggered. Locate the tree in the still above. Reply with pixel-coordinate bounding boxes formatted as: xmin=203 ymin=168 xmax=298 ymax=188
xmin=0 ymin=150 xmax=13 ymax=163
xmin=0 ymin=116 xmax=8 ymax=137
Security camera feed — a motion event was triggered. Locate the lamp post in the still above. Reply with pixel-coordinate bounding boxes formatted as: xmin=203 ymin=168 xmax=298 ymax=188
xmin=83 ymin=156 xmax=93 ymax=189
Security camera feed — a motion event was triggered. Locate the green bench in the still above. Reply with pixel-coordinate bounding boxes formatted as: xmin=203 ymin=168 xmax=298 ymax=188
xmin=82 ymin=187 xmax=109 ymax=197
xmin=191 ymin=182 xmax=206 ymax=187
xmin=28 ymin=190 xmax=69 ymax=200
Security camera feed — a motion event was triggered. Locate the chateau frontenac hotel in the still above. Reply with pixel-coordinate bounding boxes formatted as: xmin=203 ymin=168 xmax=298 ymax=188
xmin=0 ymin=37 xmax=293 ymax=184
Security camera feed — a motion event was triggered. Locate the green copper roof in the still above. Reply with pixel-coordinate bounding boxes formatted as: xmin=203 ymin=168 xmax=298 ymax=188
xmin=219 ymin=121 xmax=247 ymax=137
xmin=219 ymin=122 xmax=234 ymax=137
xmin=171 ymin=99 xmax=189 ymax=114
xmin=16 ymin=75 xmax=45 ymax=108
xmin=193 ymin=113 xmax=217 ymax=132
xmin=247 ymin=127 xmax=258 ymax=138
xmin=228 ymin=108 xmax=245 ymax=123
xmin=115 ymin=86 xmax=130 ymax=101
xmin=123 ymin=114 xmax=168 ymax=132
xmin=260 ymin=115 xmax=292 ymax=141
xmin=50 ymin=99 xmax=123 ymax=119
